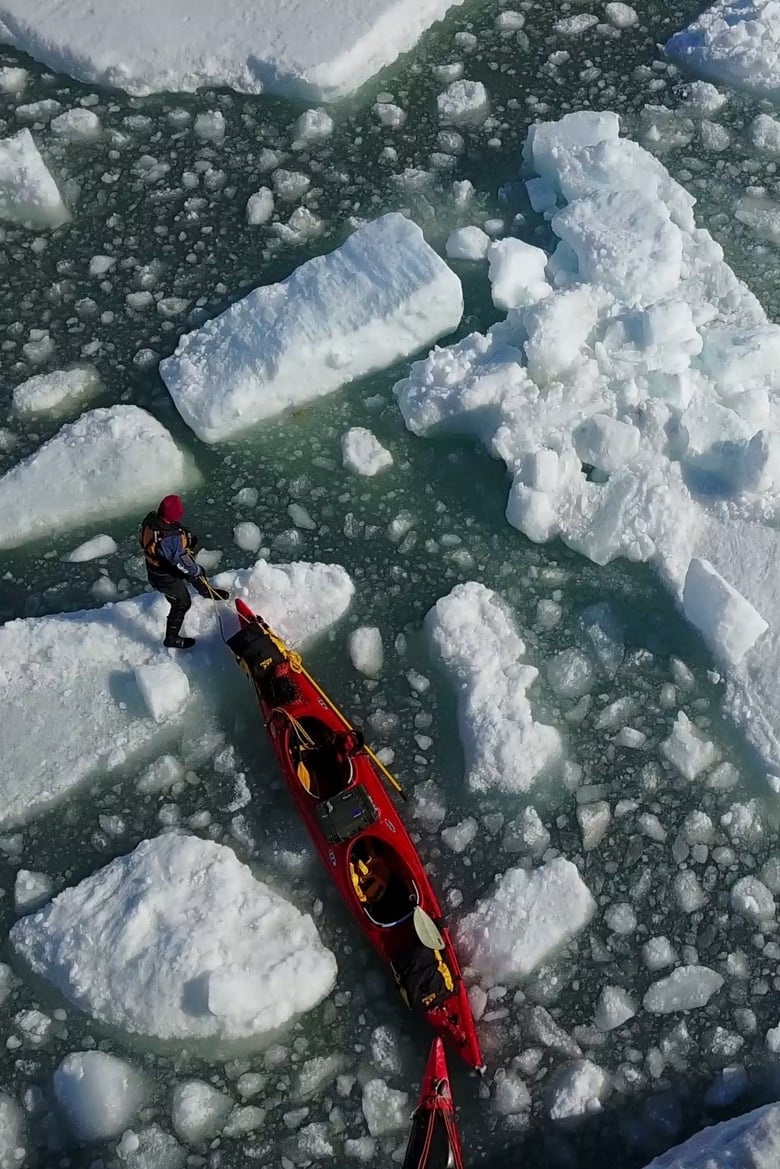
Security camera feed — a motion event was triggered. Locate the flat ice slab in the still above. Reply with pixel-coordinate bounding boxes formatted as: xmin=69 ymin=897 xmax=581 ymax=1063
xmin=457 ymin=858 xmax=596 ymax=981
xmin=160 ymin=214 xmax=462 ymax=443
xmin=394 ymin=109 xmax=780 ymax=775
xmin=643 ymin=965 xmax=723 ymax=1013
xmin=641 ymin=1102 xmax=780 ymax=1169
xmin=667 ymin=1 xmax=780 ymax=98
xmin=11 ymin=834 xmax=337 ymax=1042
xmin=12 ymin=365 xmax=102 ymax=419
xmin=425 ymin=581 xmax=563 ymax=792
xmin=0 ymin=559 xmax=353 ymax=828
xmin=0 ymin=406 xmax=196 ymax=550
xmin=0 ymin=128 xmax=69 ymax=228
xmin=0 ymin=0 xmax=466 ymax=100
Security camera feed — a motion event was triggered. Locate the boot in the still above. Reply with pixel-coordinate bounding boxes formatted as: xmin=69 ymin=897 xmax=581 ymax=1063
xmin=164 ymin=634 xmax=196 ymax=649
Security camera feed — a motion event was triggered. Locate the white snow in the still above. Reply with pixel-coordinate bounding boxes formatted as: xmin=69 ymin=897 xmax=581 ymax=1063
xmin=134 ymin=661 xmax=191 ymax=724
xmin=348 ymin=626 xmax=384 ymax=676
xmin=0 ymin=406 xmax=197 ymax=550
xmin=341 ymin=427 xmax=393 ymax=476
xmin=0 ymin=128 xmax=69 ymax=228
xmin=661 ymin=712 xmax=719 ymax=781
xmin=457 ymin=858 xmax=596 ymax=981
xmin=547 ymin=1059 xmax=607 ymax=1120
xmin=161 ymin=214 xmax=462 ymax=443
xmin=53 ymin=1051 xmax=144 ymax=1141
xmin=0 ymin=558 xmax=353 ymax=828
xmin=393 ymin=109 xmax=780 ymax=775
xmin=436 ymin=80 xmax=489 ymax=126
xmin=667 ymin=1 xmax=780 ymax=99
xmin=171 ymin=1081 xmax=232 ymax=1145
xmin=50 ymin=108 xmax=101 ymax=142
xmin=683 ymin=557 xmax=768 ymax=667
xmin=361 ymin=1080 xmax=408 ymax=1138
xmin=640 ymin=1102 xmax=780 ymax=1169
xmin=487 ymin=238 xmax=551 ymax=311
xmin=12 ymin=365 xmax=102 ymax=419
xmin=425 ymin=581 xmax=563 ymax=793
xmin=246 ymin=188 xmax=274 ymax=226
xmin=445 ymin=225 xmax=490 ymax=261
xmin=643 ymin=965 xmax=724 ymax=1014
xmin=11 ymin=835 xmax=337 ymax=1042
xmin=0 ymin=0 xmax=468 ymax=101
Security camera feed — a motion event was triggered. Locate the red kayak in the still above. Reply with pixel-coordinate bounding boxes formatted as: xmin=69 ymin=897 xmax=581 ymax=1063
xmin=403 ymin=1039 xmax=465 ymax=1169
xmin=227 ymin=599 xmax=484 ymax=1073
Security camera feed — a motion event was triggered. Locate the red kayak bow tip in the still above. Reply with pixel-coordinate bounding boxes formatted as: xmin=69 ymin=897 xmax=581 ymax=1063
xmin=402 ymin=1038 xmax=466 ymax=1169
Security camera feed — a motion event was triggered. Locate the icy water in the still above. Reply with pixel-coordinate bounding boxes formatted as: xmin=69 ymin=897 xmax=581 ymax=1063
xmin=4 ymin=0 xmax=780 ymax=1166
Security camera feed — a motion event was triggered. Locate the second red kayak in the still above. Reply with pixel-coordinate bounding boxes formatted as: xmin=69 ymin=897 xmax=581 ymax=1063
xmin=402 ymin=1038 xmax=465 ymax=1169
xmin=227 ymin=599 xmax=484 ymax=1073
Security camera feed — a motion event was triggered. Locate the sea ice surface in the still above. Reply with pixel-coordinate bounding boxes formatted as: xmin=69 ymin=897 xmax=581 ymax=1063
xmin=11 ymin=835 xmax=337 ymax=1041
xmin=667 ymin=1 xmax=780 ymax=98
xmin=160 ymin=213 xmax=463 ymax=442
xmin=0 ymin=558 xmax=353 ymax=827
xmin=425 ymin=581 xmax=563 ymax=792
xmin=53 ymin=1051 xmax=144 ymax=1141
xmin=640 ymin=1101 xmax=780 ymax=1169
xmin=0 ymin=406 xmax=197 ymax=550
xmin=0 ymin=128 xmax=69 ymax=228
xmin=458 ymin=858 xmax=596 ymax=981
xmin=0 ymin=0 xmax=468 ymax=101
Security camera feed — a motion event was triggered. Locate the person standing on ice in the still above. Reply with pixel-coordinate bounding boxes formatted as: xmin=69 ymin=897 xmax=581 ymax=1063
xmin=139 ymin=495 xmax=228 ymax=649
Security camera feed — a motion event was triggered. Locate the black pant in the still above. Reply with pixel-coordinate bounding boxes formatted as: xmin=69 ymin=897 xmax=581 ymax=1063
xmin=149 ymin=571 xmax=210 ymax=640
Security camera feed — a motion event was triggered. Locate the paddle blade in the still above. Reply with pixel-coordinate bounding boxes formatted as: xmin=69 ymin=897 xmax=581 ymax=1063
xmin=297 ymin=761 xmax=312 ymax=793
xmin=414 ymin=906 xmax=445 ymax=950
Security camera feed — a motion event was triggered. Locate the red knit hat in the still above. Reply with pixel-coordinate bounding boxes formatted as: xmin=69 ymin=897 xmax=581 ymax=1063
xmin=158 ymin=494 xmax=184 ymax=522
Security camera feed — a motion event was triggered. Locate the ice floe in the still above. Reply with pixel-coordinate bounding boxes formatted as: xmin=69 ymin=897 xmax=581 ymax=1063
xmin=0 ymin=406 xmax=197 ymax=550
xmin=457 ymin=858 xmax=596 ymax=981
xmin=640 ymin=1101 xmax=780 ymax=1168
xmin=0 ymin=558 xmax=353 ymax=827
xmin=394 ymin=110 xmax=780 ymax=772
xmin=425 ymin=581 xmax=563 ymax=793
xmin=171 ymin=1080 xmax=232 ymax=1145
xmin=11 ymin=364 xmax=102 ymax=419
xmin=643 ymin=965 xmax=724 ymax=1013
xmin=53 ymin=1051 xmax=144 ymax=1141
xmin=0 ymin=0 xmax=467 ymax=100
xmin=11 ymin=835 xmax=337 ymax=1041
xmin=667 ymin=0 xmax=780 ymax=98
xmin=0 ymin=128 xmax=69 ymax=228
xmin=341 ymin=427 xmax=393 ymax=476
xmin=161 ymin=214 xmax=462 ymax=442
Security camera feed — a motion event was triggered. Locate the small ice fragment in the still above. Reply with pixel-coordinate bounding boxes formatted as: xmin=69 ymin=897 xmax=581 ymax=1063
xmin=436 ymin=80 xmax=489 ymax=126
xmin=594 ymin=986 xmax=636 ymax=1031
xmin=643 ymin=966 xmax=723 ymax=1013
xmin=341 ymin=427 xmax=393 ymax=476
xmin=361 ymin=1079 xmax=409 ymax=1137
xmin=194 ymin=111 xmax=225 ymax=141
xmin=546 ymin=648 xmax=595 ymax=699
xmin=442 ymin=817 xmax=478 ymax=853
xmin=445 ymin=226 xmax=490 ymax=261
xmin=605 ymin=2 xmax=638 ymax=27
xmin=54 ymin=1051 xmax=143 ymax=1141
xmin=604 ymin=902 xmax=636 ymax=935
xmin=348 ymin=627 xmax=383 ymax=677
xmin=661 ymin=712 xmax=719 ymax=780
xmin=134 ymin=661 xmax=190 ymax=724
xmin=63 ymin=534 xmax=117 ymax=563
xmin=171 ymin=1080 xmax=232 ymax=1145
xmin=731 ymin=876 xmax=775 ymax=923
xmin=577 ymin=801 xmax=611 ymax=851
xmin=50 ymin=108 xmax=101 ymax=142
xmin=547 ymin=1059 xmax=607 ymax=1120
xmin=246 ymin=188 xmax=274 ymax=225
xmin=642 ymin=936 xmax=677 ymax=971
xmin=683 ymin=557 xmax=768 ymax=667
xmin=294 ymin=108 xmax=333 ymax=141
xmin=233 ymin=522 xmax=263 ymax=553
xmin=14 ymin=869 xmax=53 ymax=913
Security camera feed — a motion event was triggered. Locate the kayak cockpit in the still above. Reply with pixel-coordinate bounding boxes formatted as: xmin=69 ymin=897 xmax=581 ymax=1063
xmin=282 ymin=715 xmax=361 ymax=799
xmin=402 ymin=1107 xmax=461 ymax=1169
xmin=349 ymin=836 xmax=419 ymax=927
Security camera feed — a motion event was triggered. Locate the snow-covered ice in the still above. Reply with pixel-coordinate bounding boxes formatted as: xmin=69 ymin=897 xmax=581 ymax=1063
xmin=341 ymin=427 xmax=393 ymax=476
xmin=63 ymin=534 xmax=118 ymax=562
xmin=487 ymin=238 xmax=551 ymax=311
xmin=0 ymin=1096 xmax=24 ymax=1169
xmin=457 ymin=858 xmax=596 ymax=981
xmin=0 ymin=0 xmax=468 ymax=101
xmin=246 ymin=187 xmax=274 ymax=226
xmin=0 ymin=128 xmax=69 ymax=228
xmin=661 ymin=712 xmax=719 ymax=781
xmin=394 ymin=110 xmax=780 ymax=772
xmin=0 ymin=558 xmax=353 ymax=827
xmin=11 ymin=365 xmax=102 ymax=419
xmin=134 ymin=661 xmax=191 ymax=724
xmin=594 ymin=986 xmax=636 ymax=1031
xmin=53 ymin=1051 xmax=144 ymax=1141
xmin=683 ymin=557 xmax=768 ymax=667
xmin=436 ymin=80 xmax=489 ymax=126
xmin=171 ymin=1081 xmax=232 ymax=1145
xmin=361 ymin=1080 xmax=408 ymax=1137
xmin=0 ymin=406 xmax=197 ymax=550
xmin=730 ymin=875 xmax=775 ymax=922
xmin=445 ymin=225 xmax=489 ymax=261
xmin=348 ymin=626 xmax=384 ymax=676
xmin=50 ymin=108 xmax=101 ymax=142
xmin=667 ymin=1 xmax=780 ymax=99
xmin=640 ymin=1102 xmax=780 ymax=1169
xmin=547 ymin=1059 xmax=607 ymax=1121
xmin=14 ymin=869 xmax=52 ymax=913
xmin=11 ymin=835 xmax=337 ymax=1041
xmin=161 ymin=214 xmax=462 ymax=443
xmin=643 ymin=965 xmax=724 ymax=1014
xmin=425 ymin=581 xmax=563 ymax=792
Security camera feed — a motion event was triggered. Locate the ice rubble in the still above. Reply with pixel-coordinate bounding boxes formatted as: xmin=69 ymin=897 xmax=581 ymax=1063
xmin=425 ymin=581 xmax=563 ymax=793
xmin=0 ymin=128 xmax=69 ymax=229
xmin=161 ymin=214 xmax=462 ymax=443
xmin=641 ymin=1101 xmax=780 ymax=1169
xmin=0 ymin=406 xmax=197 ymax=550
xmin=394 ymin=111 xmax=780 ymax=770
xmin=457 ymin=858 xmax=596 ymax=981
xmin=0 ymin=0 xmax=466 ymax=100
xmin=666 ymin=0 xmax=780 ymax=98
xmin=11 ymin=835 xmax=337 ymax=1041
xmin=0 ymin=559 xmax=353 ymax=827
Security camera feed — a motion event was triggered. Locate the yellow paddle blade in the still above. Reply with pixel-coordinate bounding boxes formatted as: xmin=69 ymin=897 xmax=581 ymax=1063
xmin=296 ymin=761 xmax=312 ymax=793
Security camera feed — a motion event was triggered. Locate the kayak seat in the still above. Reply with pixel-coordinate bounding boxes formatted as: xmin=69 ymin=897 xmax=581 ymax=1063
xmin=364 ymin=874 xmax=420 ymax=928
xmin=289 ymin=717 xmax=355 ymax=799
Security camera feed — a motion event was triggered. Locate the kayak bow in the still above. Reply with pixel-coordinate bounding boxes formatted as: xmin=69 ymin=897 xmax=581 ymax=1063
xmin=402 ymin=1038 xmax=466 ymax=1169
